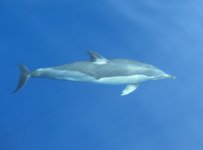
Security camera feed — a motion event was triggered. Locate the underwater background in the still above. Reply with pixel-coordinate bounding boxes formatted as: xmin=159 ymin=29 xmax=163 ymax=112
xmin=1 ymin=0 xmax=203 ymax=150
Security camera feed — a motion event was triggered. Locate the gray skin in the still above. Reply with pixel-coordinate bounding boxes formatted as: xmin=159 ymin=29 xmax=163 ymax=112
xmin=32 ymin=59 xmax=171 ymax=80
xmin=14 ymin=51 xmax=175 ymax=95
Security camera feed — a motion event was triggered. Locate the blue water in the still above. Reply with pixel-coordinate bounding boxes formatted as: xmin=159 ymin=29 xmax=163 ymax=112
xmin=1 ymin=0 xmax=203 ymax=150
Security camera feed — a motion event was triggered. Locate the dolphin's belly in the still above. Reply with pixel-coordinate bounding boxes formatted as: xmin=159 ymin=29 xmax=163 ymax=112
xmin=95 ymin=75 xmax=151 ymax=84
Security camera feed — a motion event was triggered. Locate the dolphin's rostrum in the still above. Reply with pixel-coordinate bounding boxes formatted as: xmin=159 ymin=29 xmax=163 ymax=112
xmin=14 ymin=50 xmax=175 ymax=96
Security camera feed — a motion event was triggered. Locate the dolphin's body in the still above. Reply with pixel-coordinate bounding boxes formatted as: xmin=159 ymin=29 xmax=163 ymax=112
xmin=14 ymin=51 xmax=174 ymax=96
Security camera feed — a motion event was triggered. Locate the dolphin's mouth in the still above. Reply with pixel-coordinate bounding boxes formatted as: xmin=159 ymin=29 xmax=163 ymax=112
xmin=153 ymin=74 xmax=175 ymax=80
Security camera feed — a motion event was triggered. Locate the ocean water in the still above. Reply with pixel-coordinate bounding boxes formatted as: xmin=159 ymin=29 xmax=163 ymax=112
xmin=1 ymin=0 xmax=203 ymax=150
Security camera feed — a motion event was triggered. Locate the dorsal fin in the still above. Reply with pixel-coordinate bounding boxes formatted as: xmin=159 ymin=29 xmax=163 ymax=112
xmin=87 ymin=50 xmax=109 ymax=64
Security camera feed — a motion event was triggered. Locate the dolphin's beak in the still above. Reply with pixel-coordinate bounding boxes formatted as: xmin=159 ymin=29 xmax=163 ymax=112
xmin=153 ymin=74 xmax=175 ymax=80
xmin=164 ymin=74 xmax=175 ymax=79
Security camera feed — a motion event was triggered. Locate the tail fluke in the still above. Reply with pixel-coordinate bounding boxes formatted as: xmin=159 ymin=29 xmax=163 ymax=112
xmin=14 ymin=64 xmax=30 ymax=93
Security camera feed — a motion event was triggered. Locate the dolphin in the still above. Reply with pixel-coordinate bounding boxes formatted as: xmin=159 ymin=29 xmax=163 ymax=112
xmin=14 ymin=50 xmax=175 ymax=96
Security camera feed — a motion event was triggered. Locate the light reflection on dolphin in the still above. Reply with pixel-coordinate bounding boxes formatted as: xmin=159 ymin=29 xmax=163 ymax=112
xmin=14 ymin=50 xmax=175 ymax=96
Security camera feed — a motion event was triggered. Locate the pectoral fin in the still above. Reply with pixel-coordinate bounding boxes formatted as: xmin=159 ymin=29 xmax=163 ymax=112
xmin=121 ymin=84 xmax=139 ymax=96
